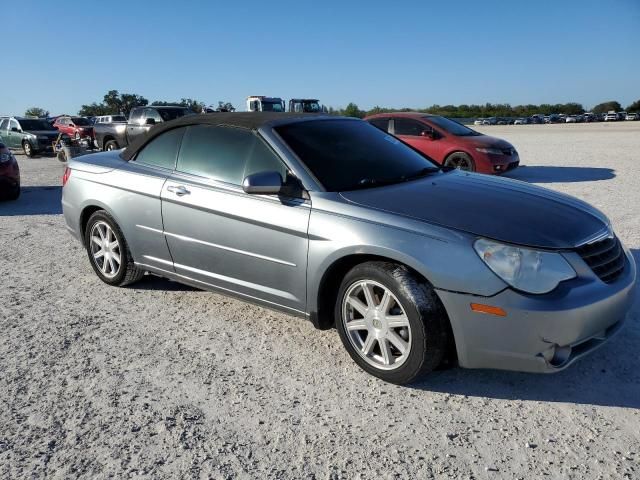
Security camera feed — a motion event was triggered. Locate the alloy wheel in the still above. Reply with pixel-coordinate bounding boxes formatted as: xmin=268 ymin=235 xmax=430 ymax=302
xmin=89 ymin=221 xmax=122 ymax=279
xmin=23 ymin=142 xmax=32 ymax=156
xmin=341 ymin=280 xmax=412 ymax=370
xmin=446 ymin=155 xmax=472 ymax=171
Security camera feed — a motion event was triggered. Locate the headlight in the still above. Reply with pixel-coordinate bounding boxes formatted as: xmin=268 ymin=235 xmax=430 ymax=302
xmin=0 ymin=152 xmax=13 ymax=163
xmin=476 ymin=147 xmax=505 ymax=155
xmin=474 ymin=238 xmax=576 ymax=294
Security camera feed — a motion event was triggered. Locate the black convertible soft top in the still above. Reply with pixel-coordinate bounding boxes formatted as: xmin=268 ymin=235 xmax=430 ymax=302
xmin=121 ymin=112 xmax=325 ymax=161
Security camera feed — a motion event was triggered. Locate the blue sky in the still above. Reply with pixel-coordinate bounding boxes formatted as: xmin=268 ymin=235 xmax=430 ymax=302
xmin=3 ymin=0 xmax=639 ymax=115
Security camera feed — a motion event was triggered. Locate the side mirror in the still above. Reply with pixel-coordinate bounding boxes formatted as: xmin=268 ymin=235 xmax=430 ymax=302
xmin=420 ymin=130 xmax=435 ymax=139
xmin=11 ymin=127 xmax=19 ymax=132
xmin=145 ymin=118 xmax=156 ymax=126
xmin=243 ymin=171 xmax=283 ymax=195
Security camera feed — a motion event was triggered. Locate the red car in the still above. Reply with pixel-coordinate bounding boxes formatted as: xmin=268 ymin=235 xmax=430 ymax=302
xmin=0 ymin=142 xmax=20 ymax=200
xmin=364 ymin=112 xmax=519 ymax=174
xmin=53 ymin=116 xmax=94 ymax=142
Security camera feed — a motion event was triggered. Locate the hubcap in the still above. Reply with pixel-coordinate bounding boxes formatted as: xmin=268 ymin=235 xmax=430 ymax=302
xmin=24 ymin=143 xmax=31 ymax=154
xmin=90 ymin=221 xmax=121 ymax=279
xmin=342 ymin=280 xmax=411 ymax=370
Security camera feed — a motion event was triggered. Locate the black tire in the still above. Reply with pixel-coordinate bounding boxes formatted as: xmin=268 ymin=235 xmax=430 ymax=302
xmin=335 ymin=261 xmax=450 ymax=384
xmin=84 ymin=210 xmax=144 ymax=287
xmin=444 ymin=152 xmax=475 ymax=172
xmin=6 ymin=185 xmax=20 ymax=200
xmin=22 ymin=141 xmax=34 ymax=157
xmin=104 ymin=140 xmax=119 ymax=151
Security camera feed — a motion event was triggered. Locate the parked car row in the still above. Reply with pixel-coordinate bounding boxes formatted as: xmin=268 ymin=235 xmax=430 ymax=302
xmin=474 ymin=112 xmax=638 ymax=125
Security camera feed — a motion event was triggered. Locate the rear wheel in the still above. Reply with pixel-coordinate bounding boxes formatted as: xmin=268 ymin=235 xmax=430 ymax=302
xmin=104 ymin=140 xmax=119 ymax=151
xmin=335 ymin=261 xmax=450 ymax=384
xmin=84 ymin=211 xmax=144 ymax=286
xmin=444 ymin=152 xmax=475 ymax=172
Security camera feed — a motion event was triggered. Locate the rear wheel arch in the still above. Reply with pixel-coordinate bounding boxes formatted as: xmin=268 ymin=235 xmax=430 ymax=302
xmin=79 ymin=204 xmax=123 ymax=243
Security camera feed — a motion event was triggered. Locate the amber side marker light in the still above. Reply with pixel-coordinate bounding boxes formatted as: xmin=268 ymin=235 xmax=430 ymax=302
xmin=470 ymin=303 xmax=507 ymax=317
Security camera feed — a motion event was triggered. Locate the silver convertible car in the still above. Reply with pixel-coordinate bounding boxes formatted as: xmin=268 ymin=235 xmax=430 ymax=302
xmin=62 ymin=113 xmax=636 ymax=384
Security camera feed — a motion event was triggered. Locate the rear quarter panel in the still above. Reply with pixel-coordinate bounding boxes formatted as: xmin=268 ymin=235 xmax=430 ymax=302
xmin=62 ymin=156 xmax=172 ymax=267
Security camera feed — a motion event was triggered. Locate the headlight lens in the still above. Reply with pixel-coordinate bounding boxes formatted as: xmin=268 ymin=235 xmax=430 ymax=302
xmin=0 ymin=152 xmax=13 ymax=163
xmin=476 ymin=147 xmax=505 ymax=155
xmin=474 ymin=238 xmax=576 ymax=294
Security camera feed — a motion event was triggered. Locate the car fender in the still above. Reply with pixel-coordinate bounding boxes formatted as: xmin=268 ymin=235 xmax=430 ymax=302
xmin=306 ymin=200 xmax=507 ymax=317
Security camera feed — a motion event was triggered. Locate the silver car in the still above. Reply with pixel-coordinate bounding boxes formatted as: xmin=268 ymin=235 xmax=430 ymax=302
xmin=62 ymin=113 xmax=636 ymax=384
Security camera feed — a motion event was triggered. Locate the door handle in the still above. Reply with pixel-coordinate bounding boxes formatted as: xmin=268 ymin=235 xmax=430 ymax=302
xmin=167 ymin=185 xmax=190 ymax=196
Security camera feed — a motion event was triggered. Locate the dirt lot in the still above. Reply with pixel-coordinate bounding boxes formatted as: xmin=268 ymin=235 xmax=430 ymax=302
xmin=1 ymin=122 xmax=639 ymax=479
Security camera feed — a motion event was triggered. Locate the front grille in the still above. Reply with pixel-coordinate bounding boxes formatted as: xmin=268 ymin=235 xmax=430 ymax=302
xmin=502 ymin=148 xmax=515 ymax=156
xmin=576 ymin=235 xmax=625 ymax=283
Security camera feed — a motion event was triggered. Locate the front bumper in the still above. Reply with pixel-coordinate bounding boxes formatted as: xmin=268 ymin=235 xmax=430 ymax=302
xmin=436 ymin=247 xmax=636 ymax=373
xmin=475 ymin=152 xmax=520 ymax=174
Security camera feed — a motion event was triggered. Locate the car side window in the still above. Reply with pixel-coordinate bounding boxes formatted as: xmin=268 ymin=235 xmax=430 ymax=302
xmin=135 ymin=127 xmax=186 ymax=170
xmin=144 ymin=108 xmax=162 ymax=123
xmin=10 ymin=120 xmax=19 ymax=131
xmin=0 ymin=119 xmax=8 ymax=130
xmin=394 ymin=118 xmax=431 ymax=136
xmin=368 ymin=118 xmax=389 ymax=132
xmin=243 ymin=137 xmax=288 ymax=180
xmin=177 ymin=125 xmax=253 ymax=185
xmin=129 ymin=108 xmax=143 ymax=125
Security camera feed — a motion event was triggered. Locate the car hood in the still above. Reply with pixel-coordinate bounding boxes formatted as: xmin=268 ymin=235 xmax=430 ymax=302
xmin=460 ymin=134 xmax=513 ymax=149
xmin=25 ymin=130 xmax=59 ymax=137
xmin=339 ymin=171 xmax=609 ymax=249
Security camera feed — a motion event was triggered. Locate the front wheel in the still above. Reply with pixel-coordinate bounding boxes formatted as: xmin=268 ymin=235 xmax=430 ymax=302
xmin=335 ymin=261 xmax=450 ymax=384
xmin=84 ymin=211 xmax=144 ymax=286
xmin=444 ymin=152 xmax=475 ymax=172
xmin=22 ymin=141 xmax=34 ymax=157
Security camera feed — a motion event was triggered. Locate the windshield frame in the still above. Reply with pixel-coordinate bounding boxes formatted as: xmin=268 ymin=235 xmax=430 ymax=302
xmin=270 ymin=118 xmax=441 ymax=193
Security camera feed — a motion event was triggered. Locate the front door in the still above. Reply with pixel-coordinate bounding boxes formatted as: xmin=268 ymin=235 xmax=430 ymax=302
xmin=161 ymin=124 xmax=310 ymax=313
xmin=392 ymin=118 xmax=445 ymax=163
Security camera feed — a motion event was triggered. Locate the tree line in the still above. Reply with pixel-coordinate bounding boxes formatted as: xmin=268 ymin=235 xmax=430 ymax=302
xmin=73 ymin=90 xmax=235 ymax=117
xmin=331 ymin=100 xmax=640 ymax=119
xmin=24 ymin=93 xmax=640 ymax=119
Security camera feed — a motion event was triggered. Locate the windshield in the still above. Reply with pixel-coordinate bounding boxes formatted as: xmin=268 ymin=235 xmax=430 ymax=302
xmin=299 ymin=101 xmax=321 ymax=112
xmin=262 ymin=101 xmax=284 ymax=112
xmin=157 ymin=108 xmax=193 ymax=121
xmin=275 ymin=119 xmax=440 ymax=192
xmin=19 ymin=119 xmax=56 ymax=131
xmin=425 ymin=116 xmax=480 ymax=136
xmin=72 ymin=117 xmax=91 ymax=126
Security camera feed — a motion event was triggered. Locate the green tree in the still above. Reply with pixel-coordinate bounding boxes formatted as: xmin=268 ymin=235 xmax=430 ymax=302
xmin=626 ymin=99 xmax=640 ymax=112
xmin=217 ymin=101 xmax=235 ymax=112
xmin=119 ymin=93 xmax=148 ymax=116
xmin=78 ymin=90 xmax=148 ymax=116
xmin=152 ymin=98 xmax=206 ymax=113
xmin=24 ymin=107 xmax=49 ymax=118
xmin=592 ymin=101 xmax=622 ymax=114
xmin=78 ymin=102 xmax=110 ymax=117
xmin=342 ymin=102 xmax=364 ymax=118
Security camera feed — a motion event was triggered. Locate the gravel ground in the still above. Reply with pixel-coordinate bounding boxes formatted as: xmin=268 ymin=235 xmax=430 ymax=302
xmin=1 ymin=122 xmax=639 ymax=479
